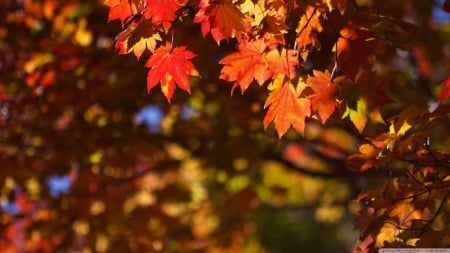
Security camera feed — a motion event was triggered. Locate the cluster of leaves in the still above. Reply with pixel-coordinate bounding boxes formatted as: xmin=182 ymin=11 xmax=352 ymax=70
xmin=104 ymin=0 xmax=449 ymax=138
xmin=0 ymin=1 xmax=357 ymax=252
xmin=0 ymin=0 xmax=449 ymax=252
xmin=108 ymin=0 xmax=334 ymax=136
xmin=350 ymin=104 xmax=450 ymax=251
xmin=104 ymin=0 xmax=450 ymax=251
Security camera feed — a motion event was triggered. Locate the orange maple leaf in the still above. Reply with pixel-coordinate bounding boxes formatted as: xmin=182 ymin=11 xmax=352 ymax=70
xmin=115 ymin=19 xmax=162 ymax=59
xmin=263 ymin=75 xmax=311 ymax=137
xmin=295 ymin=6 xmax=323 ymax=61
xmin=219 ymin=38 xmax=272 ymax=94
xmin=145 ymin=42 xmax=200 ymax=102
xmin=266 ymin=48 xmax=299 ymax=79
xmin=194 ymin=0 xmax=246 ymax=43
xmin=307 ymin=70 xmax=345 ymax=123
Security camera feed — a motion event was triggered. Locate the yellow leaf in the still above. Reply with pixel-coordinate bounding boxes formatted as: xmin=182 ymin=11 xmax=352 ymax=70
xmin=376 ymin=222 xmax=398 ymax=247
xmin=389 ymin=120 xmax=412 ymax=136
xmin=406 ymin=238 xmax=420 ymax=246
xmin=342 ymin=98 xmax=368 ymax=133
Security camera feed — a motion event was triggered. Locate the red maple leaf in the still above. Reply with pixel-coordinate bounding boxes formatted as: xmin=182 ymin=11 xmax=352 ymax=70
xmin=145 ymin=42 xmax=200 ymax=102
xmin=142 ymin=0 xmax=188 ymax=30
xmin=307 ymin=70 xmax=345 ymax=123
xmin=194 ymin=0 xmax=246 ymax=43
xmin=263 ymin=75 xmax=311 ymax=137
xmin=437 ymin=75 xmax=450 ymax=101
xmin=104 ymin=0 xmax=143 ymax=26
xmin=219 ymin=38 xmax=272 ymax=94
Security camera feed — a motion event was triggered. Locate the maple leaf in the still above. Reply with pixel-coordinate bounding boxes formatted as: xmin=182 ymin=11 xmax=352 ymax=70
xmin=295 ymin=6 xmax=323 ymax=61
xmin=248 ymin=3 xmax=288 ymax=42
xmin=145 ymin=42 xmax=200 ymax=102
xmin=376 ymin=223 xmax=398 ymax=248
xmin=142 ymin=0 xmax=188 ymax=30
xmin=355 ymin=71 xmax=393 ymax=107
xmin=343 ymin=139 xmax=388 ymax=173
xmin=334 ymin=26 xmax=384 ymax=81
xmin=219 ymin=38 xmax=272 ymax=94
xmin=437 ymin=75 xmax=450 ymax=101
xmin=115 ymin=19 xmax=162 ymax=59
xmin=194 ymin=0 xmax=246 ymax=43
xmin=307 ymin=70 xmax=345 ymax=123
xmin=239 ymin=0 xmax=288 ymax=41
xmin=340 ymin=80 xmax=385 ymax=133
xmin=342 ymin=98 xmax=368 ymax=133
xmin=261 ymin=14 xmax=289 ymax=39
xmin=104 ymin=0 xmax=143 ymax=26
xmin=263 ymin=75 xmax=311 ymax=137
xmin=388 ymin=107 xmax=424 ymax=136
xmin=347 ymin=144 xmax=379 ymax=171
xmin=389 ymin=202 xmax=422 ymax=227
xmin=266 ymin=48 xmax=299 ymax=79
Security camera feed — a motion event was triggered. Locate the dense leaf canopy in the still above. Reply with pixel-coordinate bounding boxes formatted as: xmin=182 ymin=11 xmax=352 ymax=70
xmin=0 ymin=0 xmax=449 ymax=252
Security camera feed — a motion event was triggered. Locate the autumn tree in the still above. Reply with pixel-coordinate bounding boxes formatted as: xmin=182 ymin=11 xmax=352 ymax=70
xmin=0 ymin=0 xmax=449 ymax=252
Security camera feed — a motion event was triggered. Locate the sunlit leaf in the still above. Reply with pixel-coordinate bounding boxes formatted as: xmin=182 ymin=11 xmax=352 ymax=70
xmin=307 ymin=70 xmax=345 ymax=123
xmin=295 ymin=6 xmax=323 ymax=60
xmin=142 ymin=0 xmax=188 ymax=30
xmin=115 ymin=19 xmax=162 ymax=59
xmin=104 ymin=0 xmax=143 ymax=26
xmin=194 ymin=0 xmax=246 ymax=43
xmin=347 ymin=144 xmax=379 ymax=171
xmin=342 ymin=98 xmax=368 ymax=133
xmin=219 ymin=38 xmax=272 ymax=94
xmin=266 ymin=48 xmax=299 ymax=79
xmin=263 ymin=75 xmax=311 ymax=137
xmin=145 ymin=42 xmax=200 ymax=102
xmin=376 ymin=223 xmax=398 ymax=247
